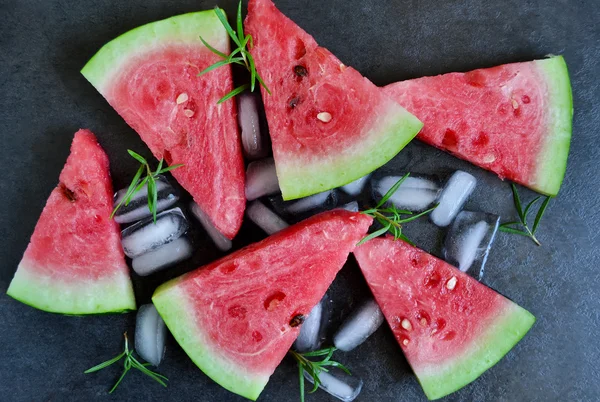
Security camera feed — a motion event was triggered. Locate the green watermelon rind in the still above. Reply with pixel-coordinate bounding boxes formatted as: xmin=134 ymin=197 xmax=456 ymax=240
xmin=417 ymin=302 xmax=535 ymax=400
xmin=153 ymin=279 xmax=266 ymax=401
xmin=7 ymin=260 xmax=136 ymax=315
xmin=81 ymin=10 xmax=228 ymax=92
xmin=278 ymin=102 xmax=423 ymax=200
xmin=532 ymin=55 xmax=573 ymax=197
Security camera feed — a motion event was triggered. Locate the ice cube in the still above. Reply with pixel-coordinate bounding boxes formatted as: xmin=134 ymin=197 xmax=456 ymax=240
xmin=132 ymin=237 xmax=193 ymax=276
xmin=333 ymin=298 xmax=385 ymax=352
xmin=285 ymin=190 xmax=336 ymax=214
xmin=430 ymin=171 xmax=476 ymax=227
xmin=294 ymin=295 xmax=330 ymax=353
xmin=238 ymin=92 xmax=269 ymax=160
xmin=340 ymin=174 xmax=370 ymax=196
xmin=374 ymin=175 xmax=440 ymax=211
xmin=246 ymin=200 xmax=289 ymax=235
xmin=245 ymin=158 xmax=280 ymax=201
xmin=339 ymin=201 xmax=359 ymax=212
xmin=303 ymin=368 xmax=363 ymax=402
xmin=443 ymin=210 xmax=500 ymax=279
xmin=189 ymin=202 xmax=232 ymax=251
xmin=135 ymin=304 xmax=167 ymax=366
xmin=121 ymin=208 xmax=188 ymax=258
xmin=113 ymin=175 xmax=179 ymax=224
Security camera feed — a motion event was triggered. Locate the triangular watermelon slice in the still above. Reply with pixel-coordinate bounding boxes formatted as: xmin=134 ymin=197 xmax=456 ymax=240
xmin=245 ymin=0 xmax=423 ymax=200
xmin=153 ymin=210 xmax=372 ymax=400
xmin=7 ymin=130 xmax=136 ymax=314
xmin=384 ymin=56 xmax=573 ymax=196
xmin=354 ymin=237 xmax=535 ymax=400
xmin=81 ymin=11 xmax=245 ymax=239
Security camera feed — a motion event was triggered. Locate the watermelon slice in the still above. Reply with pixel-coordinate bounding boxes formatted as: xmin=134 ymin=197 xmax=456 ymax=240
xmin=354 ymin=238 xmax=535 ymax=400
xmin=153 ymin=210 xmax=372 ymax=400
xmin=7 ymin=130 xmax=136 ymax=314
xmin=245 ymin=0 xmax=423 ymax=200
xmin=384 ymin=56 xmax=573 ymax=196
xmin=81 ymin=11 xmax=245 ymax=239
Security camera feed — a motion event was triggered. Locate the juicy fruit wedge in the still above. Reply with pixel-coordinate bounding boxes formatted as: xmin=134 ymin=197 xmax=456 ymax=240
xmin=81 ymin=11 xmax=245 ymax=239
xmin=245 ymin=0 xmax=423 ymax=200
xmin=384 ymin=56 xmax=573 ymax=196
xmin=153 ymin=210 xmax=372 ymax=400
xmin=7 ymin=130 xmax=136 ymax=314
xmin=354 ymin=238 xmax=535 ymax=400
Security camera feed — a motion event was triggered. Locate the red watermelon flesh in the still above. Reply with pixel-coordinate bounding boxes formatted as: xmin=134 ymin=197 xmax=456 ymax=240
xmin=153 ymin=210 xmax=372 ymax=400
xmin=384 ymin=56 xmax=573 ymax=196
xmin=81 ymin=11 xmax=245 ymax=239
xmin=7 ymin=130 xmax=136 ymax=314
xmin=245 ymin=0 xmax=423 ymax=200
xmin=354 ymin=238 xmax=535 ymax=400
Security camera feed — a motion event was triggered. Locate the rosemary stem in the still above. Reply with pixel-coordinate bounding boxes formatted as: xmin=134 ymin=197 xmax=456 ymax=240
xmin=372 ymin=211 xmax=403 ymax=231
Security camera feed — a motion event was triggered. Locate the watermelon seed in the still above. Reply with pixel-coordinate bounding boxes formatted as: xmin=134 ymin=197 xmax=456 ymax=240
xmin=184 ymin=109 xmax=195 ymax=118
xmin=483 ymin=154 xmax=496 ymax=163
xmin=511 ymin=98 xmax=519 ymax=109
xmin=294 ymin=65 xmax=308 ymax=77
xmin=401 ymin=319 xmax=412 ymax=331
xmin=446 ymin=276 xmax=458 ymax=290
xmin=290 ymin=314 xmax=306 ymax=327
xmin=402 ymin=338 xmax=410 ymax=346
xmin=176 ymin=93 xmax=188 ymax=104
xmin=288 ymin=96 xmax=301 ymax=109
xmin=317 ymin=112 xmax=332 ymax=123
xmin=264 ymin=291 xmax=286 ymax=311
xmin=420 ymin=318 xmax=428 ymax=326
xmin=60 ymin=183 xmax=77 ymax=202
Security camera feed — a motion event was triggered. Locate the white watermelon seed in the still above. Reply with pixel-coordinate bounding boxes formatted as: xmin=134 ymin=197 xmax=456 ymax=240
xmin=420 ymin=318 xmax=428 ymax=326
xmin=402 ymin=339 xmax=410 ymax=346
xmin=176 ymin=93 xmax=189 ymax=104
xmin=317 ymin=112 xmax=332 ymax=123
xmin=184 ymin=109 xmax=195 ymax=117
xmin=483 ymin=154 xmax=496 ymax=163
xmin=446 ymin=276 xmax=458 ymax=290
xmin=401 ymin=319 xmax=412 ymax=331
xmin=511 ymin=98 xmax=519 ymax=109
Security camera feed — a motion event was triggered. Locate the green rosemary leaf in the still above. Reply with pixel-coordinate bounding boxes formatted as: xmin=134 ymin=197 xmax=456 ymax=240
xmin=500 ymin=221 xmax=521 ymax=228
xmin=197 ymin=58 xmax=242 ymax=77
xmin=398 ymin=233 xmax=415 ymax=246
xmin=127 ymin=149 xmax=147 ymax=165
xmin=214 ymin=6 xmax=241 ymax=48
xmin=376 ymin=173 xmax=409 ymax=209
xmin=236 ymin=0 xmax=245 ymax=45
xmin=498 ymin=226 xmax=530 ymax=237
xmin=84 ymin=351 xmax=126 ymax=374
xmin=158 ymin=163 xmax=185 ymax=174
xmin=398 ymin=204 xmax=438 ymax=224
xmin=199 ymin=35 xmax=227 ymax=58
xmin=300 ymin=347 xmax=337 ymax=357
xmin=357 ymin=225 xmax=390 ymax=246
xmin=532 ymin=196 xmax=551 ymax=234
xmin=510 ymin=183 xmax=524 ymax=222
xmin=110 ymin=164 xmax=144 ymax=218
xmin=218 ymin=83 xmax=250 ymax=104
xmin=298 ymin=362 xmax=305 ymax=402
xmin=154 ymin=159 xmax=164 ymax=175
xmin=523 ymin=196 xmax=541 ymax=223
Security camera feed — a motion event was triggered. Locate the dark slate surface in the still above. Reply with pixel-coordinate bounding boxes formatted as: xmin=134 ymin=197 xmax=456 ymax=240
xmin=1 ymin=0 xmax=599 ymax=401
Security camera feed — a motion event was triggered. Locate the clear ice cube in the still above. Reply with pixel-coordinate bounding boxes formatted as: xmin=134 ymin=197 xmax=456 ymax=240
xmin=374 ymin=175 xmax=441 ymax=211
xmin=443 ymin=210 xmax=500 ymax=280
xmin=245 ymin=158 xmax=280 ymax=201
xmin=132 ymin=236 xmax=193 ymax=276
xmin=303 ymin=368 xmax=363 ymax=402
xmin=340 ymin=174 xmax=370 ymax=196
xmin=135 ymin=304 xmax=167 ymax=367
xmin=333 ymin=298 xmax=385 ymax=352
xmin=113 ymin=175 xmax=179 ymax=224
xmin=246 ymin=200 xmax=289 ymax=235
xmin=121 ymin=207 xmax=188 ymax=258
xmin=294 ymin=295 xmax=331 ymax=353
xmin=189 ymin=202 xmax=232 ymax=252
xmin=430 ymin=171 xmax=476 ymax=227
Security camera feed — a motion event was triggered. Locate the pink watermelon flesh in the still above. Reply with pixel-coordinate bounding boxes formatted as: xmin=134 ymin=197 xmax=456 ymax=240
xmin=384 ymin=56 xmax=572 ymax=196
xmin=354 ymin=238 xmax=535 ymax=400
xmin=81 ymin=11 xmax=245 ymax=239
xmin=153 ymin=210 xmax=372 ymax=400
xmin=245 ymin=0 xmax=423 ymax=200
xmin=7 ymin=130 xmax=136 ymax=314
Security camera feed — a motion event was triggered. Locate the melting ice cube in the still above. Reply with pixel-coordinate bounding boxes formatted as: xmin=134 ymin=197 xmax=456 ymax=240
xmin=430 ymin=171 xmax=476 ymax=227
xmin=238 ymin=92 xmax=269 ymax=160
xmin=121 ymin=208 xmax=188 ymax=258
xmin=113 ymin=175 xmax=179 ymax=224
xmin=443 ymin=210 xmax=500 ymax=280
xmin=132 ymin=236 xmax=193 ymax=276
xmin=245 ymin=158 xmax=280 ymax=201
xmin=294 ymin=295 xmax=330 ymax=353
xmin=189 ymin=202 xmax=232 ymax=252
xmin=135 ymin=304 xmax=167 ymax=367
xmin=374 ymin=175 xmax=440 ymax=211
xmin=339 ymin=201 xmax=359 ymax=212
xmin=333 ymin=298 xmax=385 ymax=352
xmin=340 ymin=174 xmax=370 ymax=196
xmin=303 ymin=368 xmax=363 ymax=402
xmin=246 ymin=200 xmax=289 ymax=235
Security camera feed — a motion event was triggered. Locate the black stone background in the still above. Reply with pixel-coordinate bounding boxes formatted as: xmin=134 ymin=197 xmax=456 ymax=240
xmin=1 ymin=0 xmax=599 ymax=401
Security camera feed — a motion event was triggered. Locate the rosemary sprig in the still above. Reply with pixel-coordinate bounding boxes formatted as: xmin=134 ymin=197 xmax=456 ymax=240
xmin=198 ymin=1 xmax=270 ymax=103
xmin=358 ymin=173 xmax=438 ymax=246
xmin=289 ymin=347 xmax=351 ymax=402
xmin=110 ymin=150 xmax=183 ymax=223
xmin=499 ymin=183 xmax=551 ymax=246
xmin=84 ymin=332 xmax=168 ymax=393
